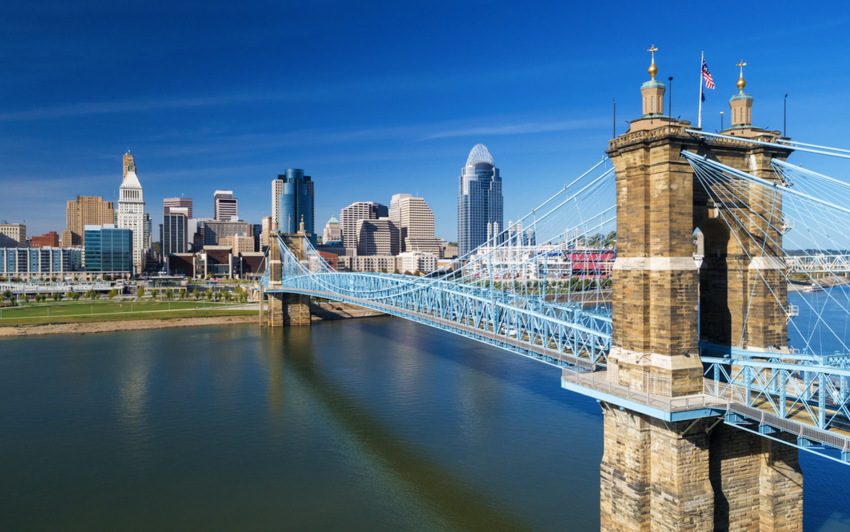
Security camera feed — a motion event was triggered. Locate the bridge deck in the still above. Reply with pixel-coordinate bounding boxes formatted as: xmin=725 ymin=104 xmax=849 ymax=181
xmin=562 ymin=369 xmax=850 ymax=457
xmin=272 ymin=287 xmax=601 ymax=370
xmin=268 ymin=286 xmax=850 ymax=459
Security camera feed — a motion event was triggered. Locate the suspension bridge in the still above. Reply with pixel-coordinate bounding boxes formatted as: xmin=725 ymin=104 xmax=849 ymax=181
xmin=259 ymin=57 xmax=850 ymax=531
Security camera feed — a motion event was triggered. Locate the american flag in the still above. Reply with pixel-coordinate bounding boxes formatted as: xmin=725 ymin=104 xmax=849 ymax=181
xmin=701 ymin=59 xmax=715 ymax=90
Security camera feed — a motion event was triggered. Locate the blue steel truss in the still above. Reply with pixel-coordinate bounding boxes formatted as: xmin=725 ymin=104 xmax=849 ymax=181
xmin=261 ymin=151 xmax=850 ymax=464
xmin=266 ymin=161 xmax=618 ymax=369
xmin=683 ymin=145 xmax=850 ymax=461
xmin=267 ymin=236 xmax=612 ymax=370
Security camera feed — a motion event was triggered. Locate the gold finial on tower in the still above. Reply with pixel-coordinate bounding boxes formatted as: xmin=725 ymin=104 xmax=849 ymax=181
xmin=736 ymin=60 xmax=747 ymax=93
xmin=647 ymin=45 xmax=659 ymax=79
xmin=299 ymin=214 xmax=305 ymax=233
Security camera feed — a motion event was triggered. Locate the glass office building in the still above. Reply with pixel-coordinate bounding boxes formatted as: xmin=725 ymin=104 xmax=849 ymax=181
xmin=162 ymin=210 xmax=188 ymax=256
xmin=276 ymin=169 xmax=316 ymax=245
xmin=84 ymin=224 xmax=133 ymax=272
xmin=458 ymin=144 xmax=503 ymax=257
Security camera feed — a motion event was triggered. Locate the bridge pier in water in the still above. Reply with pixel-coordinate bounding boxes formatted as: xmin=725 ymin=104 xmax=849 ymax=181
xmin=601 ymin=61 xmax=801 ymax=532
xmin=266 ymin=231 xmax=312 ymax=327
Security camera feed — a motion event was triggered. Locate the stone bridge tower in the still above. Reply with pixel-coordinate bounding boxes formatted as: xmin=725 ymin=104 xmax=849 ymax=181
xmin=266 ymin=217 xmax=312 ymax=327
xmin=600 ymin=50 xmax=802 ymax=532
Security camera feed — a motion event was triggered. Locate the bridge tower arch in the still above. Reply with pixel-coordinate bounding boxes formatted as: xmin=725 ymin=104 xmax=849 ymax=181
xmin=601 ymin=52 xmax=802 ymax=532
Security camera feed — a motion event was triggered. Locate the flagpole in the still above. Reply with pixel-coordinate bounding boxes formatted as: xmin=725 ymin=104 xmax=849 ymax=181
xmin=698 ymin=51 xmax=704 ymax=129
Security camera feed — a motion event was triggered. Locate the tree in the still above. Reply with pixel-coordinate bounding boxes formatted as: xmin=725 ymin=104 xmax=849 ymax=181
xmin=52 ymin=292 xmax=62 ymax=301
xmin=165 ymin=288 xmax=174 ymax=300
xmin=206 ymin=290 xmax=212 ymax=300
xmin=413 ymin=270 xmax=422 ymax=277
xmin=2 ymin=289 xmax=11 ymax=301
xmin=72 ymin=292 xmax=81 ymax=301
xmin=66 ymin=291 xmax=74 ymax=300
xmin=108 ymin=289 xmax=118 ymax=299
xmin=193 ymin=288 xmax=200 ymax=300
xmin=137 ymin=286 xmax=146 ymax=299
xmin=224 ymin=292 xmax=232 ymax=302
xmin=180 ymin=289 xmax=187 ymax=299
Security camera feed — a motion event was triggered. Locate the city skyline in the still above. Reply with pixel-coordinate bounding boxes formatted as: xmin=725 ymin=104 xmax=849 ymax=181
xmin=4 ymin=2 xmax=847 ymax=241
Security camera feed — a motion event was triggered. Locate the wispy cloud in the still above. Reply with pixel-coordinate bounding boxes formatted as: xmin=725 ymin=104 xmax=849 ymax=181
xmin=0 ymin=58 xmax=582 ymax=122
xmin=422 ymin=118 xmax=606 ymax=140
xmin=0 ymin=92 xmax=308 ymax=122
xmin=140 ymin=116 xmax=609 ymax=160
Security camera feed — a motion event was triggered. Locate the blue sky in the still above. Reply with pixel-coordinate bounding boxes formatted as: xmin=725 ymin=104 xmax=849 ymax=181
xmin=2 ymin=1 xmax=849 ymax=241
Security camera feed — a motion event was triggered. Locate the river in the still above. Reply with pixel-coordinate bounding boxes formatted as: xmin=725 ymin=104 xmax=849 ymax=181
xmin=1 ymin=310 xmax=849 ymax=530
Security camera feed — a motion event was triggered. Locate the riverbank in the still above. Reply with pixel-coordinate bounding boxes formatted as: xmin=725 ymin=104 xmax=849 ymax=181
xmin=311 ymin=302 xmax=386 ymax=320
xmin=0 ymin=300 xmax=385 ymax=337
xmin=0 ymin=313 xmax=259 ymax=337
xmin=788 ymin=275 xmax=850 ymax=291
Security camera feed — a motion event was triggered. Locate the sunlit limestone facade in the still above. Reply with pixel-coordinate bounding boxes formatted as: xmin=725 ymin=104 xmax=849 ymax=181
xmin=117 ymin=162 xmax=146 ymax=274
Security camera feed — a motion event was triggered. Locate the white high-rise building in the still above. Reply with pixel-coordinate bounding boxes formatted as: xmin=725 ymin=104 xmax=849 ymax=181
xmin=388 ymin=194 xmax=411 ymax=224
xmin=214 ymin=190 xmax=238 ymax=221
xmin=117 ymin=160 xmax=147 ymax=274
xmin=340 ymin=202 xmax=388 ymax=250
xmin=355 ymin=218 xmax=400 ymax=256
xmin=390 ymin=194 xmax=442 ymax=255
xmin=322 ymin=216 xmax=342 ymax=243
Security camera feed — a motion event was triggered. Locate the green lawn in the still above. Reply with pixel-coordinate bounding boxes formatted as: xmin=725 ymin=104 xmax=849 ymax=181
xmin=0 ymin=299 xmax=258 ymax=326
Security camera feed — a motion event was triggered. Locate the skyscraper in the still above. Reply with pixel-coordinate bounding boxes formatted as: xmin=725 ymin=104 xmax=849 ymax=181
xmin=389 ymin=194 xmax=411 ymax=224
xmin=276 ymin=170 xmax=315 ymax=244
xmin=123 ymin=152 xmax=135 ymax=181
xmin=322 ymin=216 xmax=341 ymax=243
xmin=214 ymin=191 xmax=238 ymax=221
xmin=162 ymin=207 xmax=189 ymax=256
xmin=458 ymin=144 xmax=503 ymax=257
xmin=260 ymin=216 xmax=272 ymax=249
xmin=390 ymin=194 xmax=441 ymax=254
xmin=0 ymin=223 xmax=26 ymax=248
xmin=64 ymin=196 xmax=114 ymax=247
xmin=164 ymin=197 xmax=193 ymax=218
xmin=355 ymin=218 xmax=400 ymax=256
xmin=143 ymin=212 xmax=151 ymax=257
xmin=340 ymin=202 xmax=388 ymax=250
xmin=84 ymin=224 xmax=133 ymax=272
xmin=117 ymin=159 xmax=146 ymax=273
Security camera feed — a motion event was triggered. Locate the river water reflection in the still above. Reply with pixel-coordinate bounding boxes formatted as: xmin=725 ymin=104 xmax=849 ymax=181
xmin=1 ymin=316 xmax=849 ymax=531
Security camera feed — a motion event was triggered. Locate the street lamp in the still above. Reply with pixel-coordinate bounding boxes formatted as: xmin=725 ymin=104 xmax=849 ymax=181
xmin=612 ymin=99 xmax=616 ymax=138
xmin=668 ymin=76 xmax=673 ymax=118
xmin=784 ymin=94 xmax=788 ymax=137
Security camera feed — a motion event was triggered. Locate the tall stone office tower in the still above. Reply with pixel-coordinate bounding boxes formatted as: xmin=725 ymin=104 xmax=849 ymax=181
xmin=64 ymin=196 xmax=114 ymax=247
xmin=458 ymin=144 xmax=503 ymax=257
xmin=600 ymin=49 xmax=801 ymax=532
xmin=117 ymin=159 xmax=147 ymax=274
xmin=123 ymin=152 xmax=135 ymax=180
